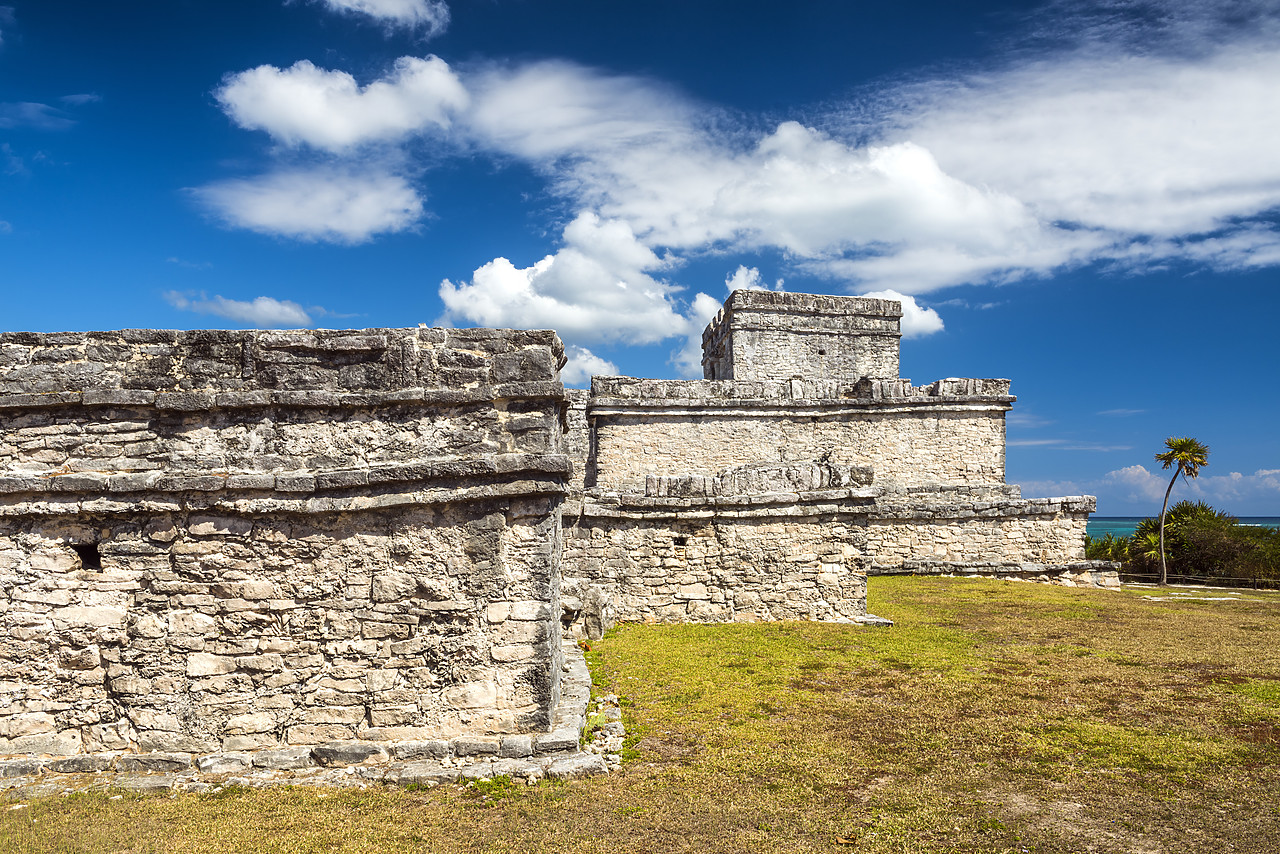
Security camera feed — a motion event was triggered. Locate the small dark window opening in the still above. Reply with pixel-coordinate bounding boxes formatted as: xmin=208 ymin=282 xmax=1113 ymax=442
xmin=71 ymin=543 xmax=102 ymax=570
xmin=817 ymin=348 xmax=827 ymax=356
xmin=673 ymin=536 xmax=688 ymax=547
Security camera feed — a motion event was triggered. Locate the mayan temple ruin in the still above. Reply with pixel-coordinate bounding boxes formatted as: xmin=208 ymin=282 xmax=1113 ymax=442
xmin=0 ymin=289 xmax=1113 ymax=773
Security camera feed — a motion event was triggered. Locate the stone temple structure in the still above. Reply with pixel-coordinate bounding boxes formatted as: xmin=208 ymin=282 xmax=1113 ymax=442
xmin=0 ymin=289 xmax=1111 ymax=769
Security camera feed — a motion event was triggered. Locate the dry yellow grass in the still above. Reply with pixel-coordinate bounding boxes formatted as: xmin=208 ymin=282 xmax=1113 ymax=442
xmin=3 ymin=577 xmax=1278 ymax=853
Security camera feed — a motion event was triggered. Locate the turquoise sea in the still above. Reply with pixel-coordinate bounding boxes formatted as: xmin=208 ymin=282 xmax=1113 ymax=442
xmin=1087 ymin=516 xmax=1280 ymax=539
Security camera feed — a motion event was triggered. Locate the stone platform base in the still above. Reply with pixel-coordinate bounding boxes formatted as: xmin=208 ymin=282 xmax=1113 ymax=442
xmin=0 ymin=641 xmax=611 ymax=798
xmin=870 ymin=560 xmax=1122 ymax=589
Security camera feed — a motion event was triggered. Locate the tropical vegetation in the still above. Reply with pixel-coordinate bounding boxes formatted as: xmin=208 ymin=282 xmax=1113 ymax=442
xmin=1086 ymin=500 xmax=1280 ymax=586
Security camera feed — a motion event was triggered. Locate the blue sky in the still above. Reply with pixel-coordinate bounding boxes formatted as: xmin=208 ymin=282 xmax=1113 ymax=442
xmin=1 ymin=0 xmax=1277 ymax=515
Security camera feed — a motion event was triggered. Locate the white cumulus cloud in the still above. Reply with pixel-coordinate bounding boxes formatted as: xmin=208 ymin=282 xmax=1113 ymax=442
xmin=858 ymin=289 xmax=944 ymax=338
xmin=439 ymin=212 xmax=702 ymax=346
xmin=217 ymin=56 xmax=467 ymax=152
xmin=561 ymin=345 xmax=618 ymax=388
xmin=853 ymin=2 xmax=1280 ymax=277
xmin=455 ymin=4 xmax=1280 ymax=293
xmin=194 ymin=169 xmax=423 ymax=243
xmin=462 ymin=64 xmax=1082 ymax=292
xmin=439 ymin=212 xmax=718 ymax=377
xmin=313 ymin=0 xmax=449 ymax=36
xmin=164 ymin=292 xmax=313 ymax=327
xmin=725 ymin=265 xmax=783 ymax=294
xmin=203 ymin=2 xmax=1280 ymax=362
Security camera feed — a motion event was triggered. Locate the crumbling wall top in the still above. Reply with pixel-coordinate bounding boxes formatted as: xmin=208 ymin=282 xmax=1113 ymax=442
xmin=709 ymin=290 xmax=904 ymax=322
xmin=0 ymin=327 xmax=565 ymax=398
xmin=589 ymin=376 xmax=1013 ymax=408
xmin=701 ymin=289 xmax=903 ymax=382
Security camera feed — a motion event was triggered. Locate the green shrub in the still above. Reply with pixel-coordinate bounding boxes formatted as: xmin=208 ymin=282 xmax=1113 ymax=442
xmin=1110 ymin=502 xmax=1279 ymax=584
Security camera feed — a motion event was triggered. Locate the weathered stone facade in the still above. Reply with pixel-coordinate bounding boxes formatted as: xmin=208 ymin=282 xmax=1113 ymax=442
xmin=561 ymin=292 xmax=1111 ymax=637
xmin=585 ymin=377 xmax=1010 ymax=492
xmin=0 ymin=328 xmax=574 ymax=763
xmin=0 ymin=289 xmax=1109 ymax=766
xmin=702 ymin=291 xmax=901 ymax=382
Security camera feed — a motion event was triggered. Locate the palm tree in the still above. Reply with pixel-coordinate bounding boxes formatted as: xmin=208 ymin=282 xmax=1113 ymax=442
xmin=1153 ymin=437 xmax=1210 ymax=585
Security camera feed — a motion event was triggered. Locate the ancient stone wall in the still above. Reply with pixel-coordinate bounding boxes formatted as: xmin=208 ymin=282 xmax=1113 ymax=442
xmin=0 ymin=328 xmax=571 ymax=760
xmin=865 ymin=496 xmax=1095 ymax=567
xmin=0 ymin=502 xmax=561 ymax=756
xmin=562 ymin=388 xmax=592 ymax=498
xmin=587 ymin=377 xmax=1011 ymax=493
xmin=564 ymin=498 xmax=868 ymax=636
xmin=0 ymin=290 xmax=1106 ymax=766
xmin=702 ymin=291 xmax=902 ymax=382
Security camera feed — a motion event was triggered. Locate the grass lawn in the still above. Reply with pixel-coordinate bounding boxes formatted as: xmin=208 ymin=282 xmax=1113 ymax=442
xmin=3 ymin=577 xmax=1279 ymax=853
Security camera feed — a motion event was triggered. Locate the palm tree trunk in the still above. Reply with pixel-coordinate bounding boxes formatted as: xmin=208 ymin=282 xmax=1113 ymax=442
xmin=1158 ymin=465 xmax=1180 ymax=585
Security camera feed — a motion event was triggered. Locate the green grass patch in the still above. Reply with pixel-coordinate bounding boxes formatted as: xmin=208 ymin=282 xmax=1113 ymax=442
xmin=4 ymin=577 xmax=1279 ymax=853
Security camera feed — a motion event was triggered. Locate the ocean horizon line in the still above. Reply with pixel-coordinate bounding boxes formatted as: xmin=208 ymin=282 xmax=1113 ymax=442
xmin=1088 ymin=516 xmax=1280 ymax=538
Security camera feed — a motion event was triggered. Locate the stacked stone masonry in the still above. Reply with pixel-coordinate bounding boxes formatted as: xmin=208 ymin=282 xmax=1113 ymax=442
xmin=0 ymin=328 xmax=573 ymax=764
xmin=702 ymin=291 xmax=902 ymax=382
xmin=565 ymin=290 xmax=1106 ymax=637
xmin=0 ymin=289 xmax=1109 ymax=768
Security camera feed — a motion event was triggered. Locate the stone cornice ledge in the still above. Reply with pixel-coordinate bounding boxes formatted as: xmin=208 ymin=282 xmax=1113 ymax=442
xmin=0 ymin=381 xmax=566 ymax=412
xmin=572 ymin=486 xmax=877 ymax=520
xmin=869 ymin=495 xmax=1097 ymax=520
xmin=0 ymin=454 xmax=571 ymax=513
xmin=588 ymin=398 xmax=1014 ymax=417
xmin=0 ymin=479 xmax=567 ymax=518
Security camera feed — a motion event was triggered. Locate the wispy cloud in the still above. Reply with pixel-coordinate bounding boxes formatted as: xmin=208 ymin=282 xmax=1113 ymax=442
xmin=848 ymin=1 xmax=1280 ymax=286
xmin=1009 ymin=437 xmax=1130 ymax=451
xmin=164 ymin=291 xmax=315 ymax=327
xmin=1006 ymin=410 xmax=1054 ymax=429
xmin=1099 ymin=408 xmax=1145 ymax=416
xmin=60 ymin=93 xmax=101 ymax=107
xmin=165 ymin=257 xmax=213 ymax=270
xmin=1023 ymin=464 xmax=1280 ymax=513
xmin=0 ymin=102 xmax=74 ymax=130
xmin=311 ymin=0 xmax=450 ymax=37
xmin=0 ymin=6 xmax=14 ymax=48
xmin=1 ymin=142 xmax=24 ymax=176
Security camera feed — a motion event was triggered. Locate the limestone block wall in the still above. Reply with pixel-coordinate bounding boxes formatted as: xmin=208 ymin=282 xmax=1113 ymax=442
xmin=865 ymin=497 xmax=1095 ymax=567
xmin=702 ymin=291 xmax=902 ymax=382
xmin=0 ymin=500 xmax=561 ymax=756
xmin=0 ymin=328 xmax=564 ymax=397
xmin=0 ymin=327 xmax=570 ymax=759
xmin=563 ymin=497 xmax=869 ymax=635
xmin=563 ymin=388 xmax=592 ymax=498
xmin=0 ymin=329 xmax=565 ymax=480
xmin=588 ymin=394 xmax=1009 ymax=493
